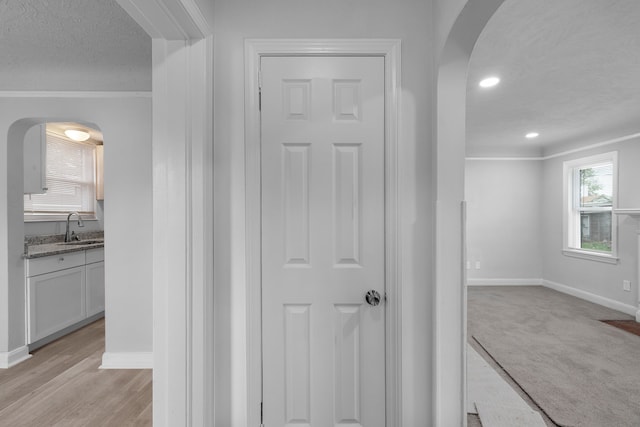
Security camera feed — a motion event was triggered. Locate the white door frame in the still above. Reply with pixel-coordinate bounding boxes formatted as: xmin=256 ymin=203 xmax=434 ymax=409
xmin=245 ymin=39 xmax=402 ymax=426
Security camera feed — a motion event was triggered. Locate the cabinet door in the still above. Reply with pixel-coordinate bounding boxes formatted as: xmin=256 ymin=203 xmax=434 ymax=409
xmin=86 ymin=261 xmax=105 ymax=317
xmin=27 ymin=266 xmax=85 ymax=343
xmin=23 ymin=124 xmax=47 ymax=195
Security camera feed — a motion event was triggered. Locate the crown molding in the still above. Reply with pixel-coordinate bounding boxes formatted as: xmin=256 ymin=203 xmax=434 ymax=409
xmin=0 ymin=91 xmax=151 ymax=98
xmin=466 ymin=131 xmax=640 ymax=162
xmin=116 ymin=0 xmax=210 ymax=40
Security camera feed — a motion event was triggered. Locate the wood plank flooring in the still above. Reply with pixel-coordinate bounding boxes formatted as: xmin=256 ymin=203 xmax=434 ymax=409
xmin=0 ymin=319 xmax=151 ymax=426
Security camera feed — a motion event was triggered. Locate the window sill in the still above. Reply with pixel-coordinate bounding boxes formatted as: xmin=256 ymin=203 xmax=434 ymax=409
xmin=562 ymin=249 xmax=618 ymax=265
xmin=24 ymin=215 xmax=98 ymax=223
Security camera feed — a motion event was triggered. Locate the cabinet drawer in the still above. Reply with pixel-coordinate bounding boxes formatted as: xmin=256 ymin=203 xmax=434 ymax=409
xmin=85 ymin=248 xmax=104 ymax=264
xmin=26 ymin=251 xmax=85 ymax=277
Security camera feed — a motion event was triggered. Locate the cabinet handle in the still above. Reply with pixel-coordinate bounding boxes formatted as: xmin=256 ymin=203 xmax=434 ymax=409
xmin=59 ymin=257 xmax=64 ymax=262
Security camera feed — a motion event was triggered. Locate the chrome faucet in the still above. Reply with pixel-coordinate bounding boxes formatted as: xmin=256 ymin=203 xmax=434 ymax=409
xmin=65 ymin=212 xmax=85 ymax=242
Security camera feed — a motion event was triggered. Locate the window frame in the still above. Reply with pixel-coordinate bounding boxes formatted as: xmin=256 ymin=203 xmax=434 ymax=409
xmin=24 ymin=132 xmax=98 ymax=223
xmin=562 ymin=151 xmax=618 ymax=264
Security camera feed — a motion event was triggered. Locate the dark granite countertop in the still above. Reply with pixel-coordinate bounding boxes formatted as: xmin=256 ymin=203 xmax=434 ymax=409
xmin=24 ymin=231 xmax=104 ymax=259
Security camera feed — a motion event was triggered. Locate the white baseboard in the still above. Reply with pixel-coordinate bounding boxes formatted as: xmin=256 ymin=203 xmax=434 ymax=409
xmin=100 ymin=352 xmax=153 ymax=369
xmin=0 ymin=345 xmax=32 ymax=369
xmin=543 ymin=280 xmax=637 ymax=317
xmin=467 ymin=278 xmax=543 ymax=286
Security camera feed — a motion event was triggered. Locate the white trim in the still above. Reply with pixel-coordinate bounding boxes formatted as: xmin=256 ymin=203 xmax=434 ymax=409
xmin=24 ymin=215 xmax=99 ymax=223
xmin=100 ymin=352 xmax=153 ymax=369
xmin=562 ymin=249 xmax=619 ymax=264
xmin=151 ymin=37 xmax=215 ymax=427
xmin=466 ymin=157 xmax=543 ymax=161
xmin=245 ymin=39 xmax=402 ymax=427
xmin=461 ymin=202 xmax=468 ymax=425
xmin=467 ymin=278 xmax=543 ymax=286
xmin=0 ymin=346 xmax=32 ymax=369
xmin=0 ymin=91 xmax=151 ymax=98
xmin=543 ymin=279 xmax=637 ymax=317
xmin=116 ymin=0 xmax=209 ymax=40
xmin=544 ymin=132 xmax=640 ymax=160
xmin=466 ymin=131 xmax=640 ymax=162
xmin=175 ymin=0 xmax=210 ymax=35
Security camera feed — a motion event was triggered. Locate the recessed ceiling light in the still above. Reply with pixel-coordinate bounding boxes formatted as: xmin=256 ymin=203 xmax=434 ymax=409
xmin=64 ymin=129 xmax=91 ymax=142
xmin=479 ymin=76 xmax=500 ymax=88
xmin=525 ymin=132 xmax=540 ymax=139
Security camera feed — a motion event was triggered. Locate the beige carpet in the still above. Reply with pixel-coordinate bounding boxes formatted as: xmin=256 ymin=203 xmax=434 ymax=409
xmin=469 ymin=286 xmax=640 ymax=427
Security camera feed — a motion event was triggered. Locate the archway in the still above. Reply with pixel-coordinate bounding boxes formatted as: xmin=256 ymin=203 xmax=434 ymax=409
xmin=2 ymin=117 xmax=103 ymax=365
xmin=1 ymin=118 xmax=104 ymax=368
xmin=435 ymin=0 xmax=507 ymax=425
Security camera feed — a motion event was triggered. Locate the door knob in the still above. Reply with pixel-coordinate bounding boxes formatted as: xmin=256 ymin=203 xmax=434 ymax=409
xmin=365 ymin=290 xmax=381 ymax=306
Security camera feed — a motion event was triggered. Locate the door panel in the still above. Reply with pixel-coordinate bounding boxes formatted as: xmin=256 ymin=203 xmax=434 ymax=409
xmin=261 ymin=56 xmax=385 ymax=426
xmin=283 ymin=143 xmax=311 ymax=265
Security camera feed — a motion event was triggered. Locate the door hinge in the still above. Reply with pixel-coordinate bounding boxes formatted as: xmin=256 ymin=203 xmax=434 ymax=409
xmin=260 ymin=401 xmax=264 ymax=427
xmin=385 ymin=291 xmax=388 ymax=303
xmin=258 ymin=69 xmax=263 ymax=111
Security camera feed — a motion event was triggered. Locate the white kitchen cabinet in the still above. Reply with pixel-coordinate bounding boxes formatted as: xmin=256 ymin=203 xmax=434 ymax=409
xmin=23 ymin=124 xmax=47 ymax=195
xmin=25 ymin=247 xmax=105 ymax=345
xmin=85 ymin=248 xmax=105 ymax=317
xmin=27 ymin=266 xmax=86 ymax=343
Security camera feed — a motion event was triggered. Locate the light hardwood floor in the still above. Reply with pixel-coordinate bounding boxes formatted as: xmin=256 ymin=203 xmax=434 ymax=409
xmin=0 ymin=319 xmax=151 ymax=426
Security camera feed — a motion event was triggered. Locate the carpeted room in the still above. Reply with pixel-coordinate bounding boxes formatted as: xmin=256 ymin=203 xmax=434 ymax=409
xmin=467 ymin=286 xmax=640 ymax=426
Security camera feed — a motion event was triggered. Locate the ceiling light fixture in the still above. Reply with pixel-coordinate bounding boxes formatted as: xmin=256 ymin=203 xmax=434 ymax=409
xmin=525 ymin=132 xmax=540 ymax=139
xmin=64 ymin=129 xmax=91 ymax=142
xmin=479 ymin=76 xmax=500 ymax=88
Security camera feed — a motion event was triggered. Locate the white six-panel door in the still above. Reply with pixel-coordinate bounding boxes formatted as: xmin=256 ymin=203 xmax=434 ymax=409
xmin=261 ymin=56 xmax=386 ymax=426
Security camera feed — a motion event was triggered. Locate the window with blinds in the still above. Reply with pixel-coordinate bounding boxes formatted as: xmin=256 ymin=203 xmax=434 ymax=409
xmin=24 ymin=133 xmax=96 ymax=218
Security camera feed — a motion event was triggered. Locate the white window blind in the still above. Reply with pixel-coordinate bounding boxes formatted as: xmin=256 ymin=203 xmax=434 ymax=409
xmin=24 ymin=134 xmax=96 ymax=216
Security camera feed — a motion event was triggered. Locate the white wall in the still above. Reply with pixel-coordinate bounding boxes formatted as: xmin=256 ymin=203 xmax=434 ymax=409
xmin=210 ymin=0 xmax=434 ymax=423
xmin=0 ymin=96 xmax=152 ymax=359
xmin=465 ymin=159 xmax=543 ymax=284
xmin=541 ymin=138 xmax=640 ymax=310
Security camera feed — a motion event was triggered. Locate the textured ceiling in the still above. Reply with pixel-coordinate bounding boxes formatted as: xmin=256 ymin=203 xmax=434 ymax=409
xmin=467 ymin=0 xmax=640 ymax=157
xmin=3 ymin=0 xmax=637 ymax=154
xmin=0 ymin=0 xmax=151 ymax=91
